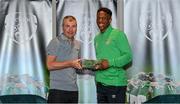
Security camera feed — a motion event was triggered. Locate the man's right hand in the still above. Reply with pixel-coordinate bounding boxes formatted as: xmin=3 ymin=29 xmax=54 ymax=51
xmin=71 ymin=59 xmax=82 ymax=69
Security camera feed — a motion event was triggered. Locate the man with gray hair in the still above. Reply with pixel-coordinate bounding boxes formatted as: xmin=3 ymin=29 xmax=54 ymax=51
xmin=46 ymin=16 xmax=82 ymax=103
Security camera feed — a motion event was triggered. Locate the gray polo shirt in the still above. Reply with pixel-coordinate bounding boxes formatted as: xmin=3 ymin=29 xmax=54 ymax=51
xmin=47 ymin=34 xmax=80 ymax=91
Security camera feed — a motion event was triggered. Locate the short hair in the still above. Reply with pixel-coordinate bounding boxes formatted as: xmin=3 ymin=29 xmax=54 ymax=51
xmin=62 ymin=15 xmax=77 ymax=26
xmin=97 ymin=7 xmax=112 ymax=17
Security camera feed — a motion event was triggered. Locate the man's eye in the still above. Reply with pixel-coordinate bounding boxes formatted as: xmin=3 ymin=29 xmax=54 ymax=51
xmin=98 ymin=17 xmax=106 ymax=20
xmin=65 ymin=25 xmax=69 ymax=28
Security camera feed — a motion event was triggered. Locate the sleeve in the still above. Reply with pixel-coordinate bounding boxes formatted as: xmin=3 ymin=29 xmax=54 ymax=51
xmin=108 ymin=31 xmax=133 ymax=67
xmin=46 ymin=38 xmax=59 ymax=56
xmin=78 ymin=41 xmax=81 ymax=59
xmin=94 ymin=36 xmax=97 ymax=56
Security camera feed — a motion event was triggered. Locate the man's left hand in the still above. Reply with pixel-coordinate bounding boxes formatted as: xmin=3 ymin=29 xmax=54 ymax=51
xmin=95 ymin=59 xmax=109 ymax=70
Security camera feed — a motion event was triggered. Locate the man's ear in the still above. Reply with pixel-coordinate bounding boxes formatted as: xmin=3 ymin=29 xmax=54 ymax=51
xmin=109 ymin=17 xmax=112 ymax=23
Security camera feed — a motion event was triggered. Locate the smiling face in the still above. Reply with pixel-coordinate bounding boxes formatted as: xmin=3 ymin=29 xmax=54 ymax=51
xmin=96 ymin=11 xmax=112 ymax=32
xmin=63 ymin=16 xmax=77 ymax=40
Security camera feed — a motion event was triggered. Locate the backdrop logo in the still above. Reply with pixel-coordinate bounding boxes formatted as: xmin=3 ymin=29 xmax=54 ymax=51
xmin=78 ymin=13 xmax=94 ymax=45
xmin=139 ymin=11 xmax=172 ymax=42
xmin=5 ymin=12 xmax=37 ymax=45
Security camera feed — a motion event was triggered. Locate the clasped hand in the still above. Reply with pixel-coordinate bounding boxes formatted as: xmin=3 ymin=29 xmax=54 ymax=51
xmin=71 ymin=59 xmax=82 ymax=69
xmin=95 ymin=59 xmax=109 ymax=70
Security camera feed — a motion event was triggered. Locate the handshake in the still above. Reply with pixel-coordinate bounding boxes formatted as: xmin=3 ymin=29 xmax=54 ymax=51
xmin=80 ymin=59 xmax=109 ymax=70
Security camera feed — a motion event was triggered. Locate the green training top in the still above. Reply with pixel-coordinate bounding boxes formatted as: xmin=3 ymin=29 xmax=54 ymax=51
xmin=94 ymin=25 xmax=132 ymax=86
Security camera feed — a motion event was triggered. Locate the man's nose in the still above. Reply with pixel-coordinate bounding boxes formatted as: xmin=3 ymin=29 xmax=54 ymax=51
xmin=69 ymin=27 xmax=73 ymax=31
xmin=98 ymin=18 xmax=103 ymax=22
